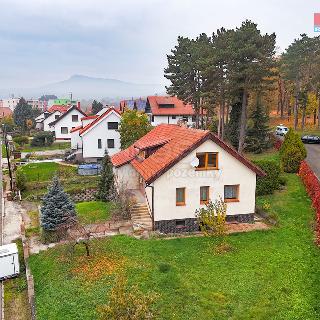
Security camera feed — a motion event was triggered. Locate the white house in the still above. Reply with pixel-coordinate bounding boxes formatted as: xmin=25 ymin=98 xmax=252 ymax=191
xmin=1 ymin=98 xmax=20 ymax=111
xmin=146 ymin=96 xmax=197 ymax=127
xmin=49 ymin=106 xmax=86 ymax=140
xmin=111 ymin=124 xmax=265 ymax=234
xmin=70 ymin=107 xmax=121 ymax=161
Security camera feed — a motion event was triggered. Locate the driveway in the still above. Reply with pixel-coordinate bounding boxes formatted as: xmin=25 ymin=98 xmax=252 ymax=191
xmin=305 ymin=144 xmax=320 ymax=179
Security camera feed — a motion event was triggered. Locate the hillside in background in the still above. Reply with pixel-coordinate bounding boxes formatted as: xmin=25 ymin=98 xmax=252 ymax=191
xmin=0 ymin=75 xmax=165 ymax=100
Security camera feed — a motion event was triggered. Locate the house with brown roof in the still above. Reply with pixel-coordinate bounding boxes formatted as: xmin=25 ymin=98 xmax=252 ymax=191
xmin=111 ymin=124 xmax=265 ymax=233
xmin=70 ymin=107 xmax=121 ymax=161
xmin=146 ymin=96 xmax=197 ymax=127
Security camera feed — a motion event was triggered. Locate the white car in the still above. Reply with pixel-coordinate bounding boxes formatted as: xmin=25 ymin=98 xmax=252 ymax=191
xmin=275 ymin=125 xmax=288 ymax=136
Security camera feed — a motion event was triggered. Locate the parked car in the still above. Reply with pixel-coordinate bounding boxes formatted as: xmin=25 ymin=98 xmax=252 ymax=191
xmin=301 ymin=135 xmax=320 ymax=144
xmin=275 ymin=125 xmax=289 ymax=136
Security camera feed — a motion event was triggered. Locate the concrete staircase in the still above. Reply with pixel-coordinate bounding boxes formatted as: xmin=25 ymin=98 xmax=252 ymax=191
xmin=131 ymin=203 xmax=153 ymax=231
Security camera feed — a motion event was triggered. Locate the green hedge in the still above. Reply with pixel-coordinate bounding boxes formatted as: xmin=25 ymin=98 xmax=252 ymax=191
xmin=253 ymin=159 xmax=283 ymax=196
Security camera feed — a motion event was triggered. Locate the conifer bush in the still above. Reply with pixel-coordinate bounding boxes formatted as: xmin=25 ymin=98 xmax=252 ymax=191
xmin=40 ymin=176 xmax=77 ymax=242
xmin=280 ymin=128 xmax=306 ymax=173
xmin=253 ymin=160 xmax=283 ymax=195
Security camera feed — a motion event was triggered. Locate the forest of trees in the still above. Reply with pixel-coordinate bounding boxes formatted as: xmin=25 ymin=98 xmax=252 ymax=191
xmin=164 ymin=20 xmax=320 ymax=153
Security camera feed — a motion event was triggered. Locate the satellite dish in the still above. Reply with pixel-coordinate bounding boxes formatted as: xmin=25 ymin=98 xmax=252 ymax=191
xmin=190 ymin=157 xmax=199 ymax=168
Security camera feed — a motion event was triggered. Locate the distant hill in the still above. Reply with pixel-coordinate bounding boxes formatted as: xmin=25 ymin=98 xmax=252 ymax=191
xmin=0 ymin=75 xmax=165 ymax=100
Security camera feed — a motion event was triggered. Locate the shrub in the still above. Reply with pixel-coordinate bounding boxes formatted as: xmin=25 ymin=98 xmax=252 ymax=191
xmin=13 ymin=136 xmax=29 ymax=146
xmin=298 ymin=161 xmax=320 ymax=245
xmin=16 ymin=168 xmax=27 ymax=191
xmin=31 ymin=131 xmax=54 ymax=147
xmin=253 ymin=160 xmax=283 ymax=195
xmin=98 ymin=273 xmax=157 ymax=320
xmin=196 ymin=197 xmax=227 ymax=239
xmin=280 ymin=129 xmax=306 ymax=173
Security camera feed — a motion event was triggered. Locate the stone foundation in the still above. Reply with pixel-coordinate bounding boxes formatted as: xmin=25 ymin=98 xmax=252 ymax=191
xmin=154 ymin=213 xmax=254 ymax=234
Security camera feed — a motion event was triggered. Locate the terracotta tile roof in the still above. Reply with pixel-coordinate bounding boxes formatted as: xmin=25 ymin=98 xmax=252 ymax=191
xmin=111 ymin=124 xmax=266 ymax=183
xmin=70 ymin=126 xmax=82 ymax=133
xmin=49 ymin=105 xmax=87 ymax=126
xmin=147 ymin=96 xmax=195 ymax=116
xmin=79 ymin=107 xmax=121 ymax=135
xmin=47 ymin=105 xmax=69 ymax=113
xmin=0 ymin=107 xmax=12 ymax=118
xmin=111 ymin=146 xmax=139 ymax=167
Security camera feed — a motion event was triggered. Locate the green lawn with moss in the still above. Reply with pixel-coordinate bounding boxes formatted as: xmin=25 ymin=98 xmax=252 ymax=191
xmin=29 ymin=172 xmax=320 ymax=319
xmin=20 ymin=162 xmax=60 ymax=182
xmin=76 ymin=201 xmax=112 ymax=224
xmin=19 ymin=162 xmax=98 ymax=201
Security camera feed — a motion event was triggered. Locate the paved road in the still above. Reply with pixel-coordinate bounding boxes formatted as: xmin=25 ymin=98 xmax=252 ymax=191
xmin=305 ymin=144 xmax=320 ymax=179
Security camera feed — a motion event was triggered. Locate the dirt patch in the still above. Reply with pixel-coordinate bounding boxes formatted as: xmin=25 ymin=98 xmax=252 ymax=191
xmin=72 ymin=254 xmax=126 ymax=282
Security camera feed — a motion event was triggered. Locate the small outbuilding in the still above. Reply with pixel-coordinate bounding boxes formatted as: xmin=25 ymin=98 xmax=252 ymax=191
xmin=0 ymin=243 xmax=20 ymax=280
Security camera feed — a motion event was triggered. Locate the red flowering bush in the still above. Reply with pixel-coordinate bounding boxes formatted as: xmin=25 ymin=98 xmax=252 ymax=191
xmin=298 ymin=161 xmax=320 ymax=245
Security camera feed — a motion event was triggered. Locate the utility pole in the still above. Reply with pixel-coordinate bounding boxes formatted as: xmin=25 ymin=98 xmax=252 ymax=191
xmin=2 ymin=125 xmax=13 ymax=191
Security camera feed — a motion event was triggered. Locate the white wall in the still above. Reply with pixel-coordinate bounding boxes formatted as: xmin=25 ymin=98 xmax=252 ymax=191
xmin=43 ymin=111 xmax=61 ymax=131
xmin=52 ymin=109 xmax=84 ymax=140
xmin=147 ymin=139 xmax=256 ymax=222
xmin=2 ymin=98 xmax=20 ymax=111
xmin=150 ymin=115 xmax=194 ymax=126
xmin=114 ymin=163 xmax=140 ymax=190
xmin=71 ymin=130 xmax=82 ymax=149
xmin=81 ymin=111 xmax=121 ymax=158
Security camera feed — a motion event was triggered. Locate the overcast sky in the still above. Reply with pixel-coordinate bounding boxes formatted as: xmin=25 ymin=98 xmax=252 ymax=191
xmin=0 ymin=0 xmax=319 ymax=90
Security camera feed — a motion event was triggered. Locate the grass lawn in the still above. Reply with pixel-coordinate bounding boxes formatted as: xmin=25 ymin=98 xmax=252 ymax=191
xmin=245 ymin=148 xmax=280 ymax=162
xmin=20 ymin=141 xmax=70 ymax=153
xmin=2 ymin=142 xmax=7 ymax=158
xmin=19 ymin=162 xmax=98 ymax=201
xmin=29 ymin=173 xmax=320 ymax=320
xmin=76 ymin=201 xmax=112 ymax=224
xmin=20 ymin=162 xmax=60 ymax=182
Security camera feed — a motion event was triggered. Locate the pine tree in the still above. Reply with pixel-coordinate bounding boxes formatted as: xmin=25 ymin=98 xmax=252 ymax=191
xmin=245 ymin=96 xmax=270 ymax=153
xmin=96 ymin=151 xmax=117 ymax=201
xmin=91 ymin=100 xmax=104 ymax=115
xmin=226 ymin=101 xmax=241 ymax=148
xmin=41 ymin=176 xmax=77 ymax=231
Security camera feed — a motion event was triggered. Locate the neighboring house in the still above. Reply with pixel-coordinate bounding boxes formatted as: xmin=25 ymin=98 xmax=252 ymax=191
xmin=0 ymin=107 xmax=12 ymax=119
xmin=41 ymin=110 xmax=64 ymax=131
xmin=70 ymin=107 xmax=121 ymax=161
xmin=1 ymin=98 xmax=20 ymax=111
xmin=70 ymin=115 xmax=98 ymax=150
xmin=111 ymin=124 xmax=265 ymax=234
xmin=49 ymin=106 xmax=86 ymax=140
xmin=146 ymin=96 xmax=197 ymax=126
xmin=119 ymin=98 xmax=147 ymax=113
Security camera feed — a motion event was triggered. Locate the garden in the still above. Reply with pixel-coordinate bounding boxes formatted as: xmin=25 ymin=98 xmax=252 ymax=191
xmin=26 ymin=136 xmax=320 ymax=319
xmin=28 ymin=173 xmax=320 ymax=319
xmin=17 ymin=162 xmax=98 ymax=201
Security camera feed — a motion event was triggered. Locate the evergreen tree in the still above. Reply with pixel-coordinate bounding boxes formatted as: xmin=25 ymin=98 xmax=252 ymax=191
xmin=119 ymin=110 xmax=152 ymax=149
xmin=91 ymin=100 xmax=104 ymax=115
xmin=96 ymin=151 xmax=117 ymax=201
xmin=13 ymin=98 xmax=35 ymax=131
xmin=280 ymin=128 xmax=307 ymax=173
xmin=226 ymin=101 xmax=241 ymax=148
xmin=228 ymin=20 xmax=276 ymax=153
xmin=41 ymin=176 xmax=76 ymax=231
xmin=245 ymin=96 xmax=270 ymax=153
